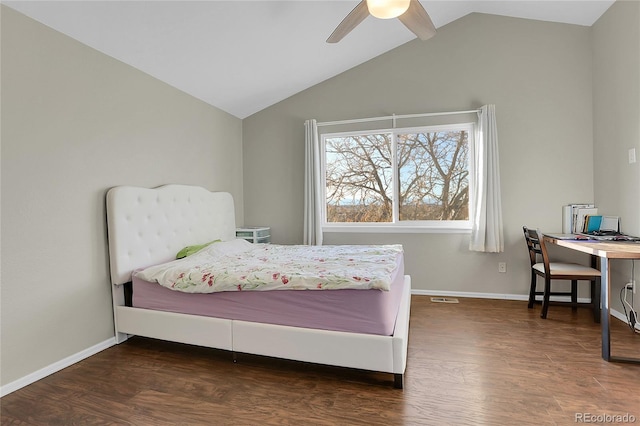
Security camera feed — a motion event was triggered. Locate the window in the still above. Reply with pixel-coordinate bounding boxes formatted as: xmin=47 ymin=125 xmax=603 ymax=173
xmin=321 ymin=123 xmax=473 ymax=231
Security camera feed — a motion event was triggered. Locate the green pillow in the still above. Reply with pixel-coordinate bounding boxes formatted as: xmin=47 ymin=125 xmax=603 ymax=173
xmin=176 ymin=240 xmax=221 ymax=259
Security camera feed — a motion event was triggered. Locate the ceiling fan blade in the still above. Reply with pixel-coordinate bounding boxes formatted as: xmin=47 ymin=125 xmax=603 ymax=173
xmin=326 ymin=0 xmax=370 ymax=43
xmin=398 ymin=0 xmax=436 ymax=40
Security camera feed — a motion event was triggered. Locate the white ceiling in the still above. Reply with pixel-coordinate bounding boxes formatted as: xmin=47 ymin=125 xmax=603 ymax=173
xmin=4 ymin=0 xmax=615 ymax=119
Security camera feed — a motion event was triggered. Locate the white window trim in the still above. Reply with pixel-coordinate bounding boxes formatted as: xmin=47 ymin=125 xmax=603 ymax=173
xmin=320 ymin=122 xmax=475 ymax=233
xmin=323 ymin=223 xmax=472 ymax=234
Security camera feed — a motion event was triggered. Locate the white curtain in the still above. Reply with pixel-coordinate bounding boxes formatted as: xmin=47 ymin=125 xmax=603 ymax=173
xmin=469 ymin=105 xmax=504 ymax=252
xmin=303 ymin=119 xmax=323 ymax=245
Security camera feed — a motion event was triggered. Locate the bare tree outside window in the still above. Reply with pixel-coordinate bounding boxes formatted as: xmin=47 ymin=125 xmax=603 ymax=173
xmin=397 ymin=130 xmax=469 ymax=221
xmin=325 ymin=133 xmax=393 ymax=222
xmin=324 ymin=125 xmax=470 ymax=224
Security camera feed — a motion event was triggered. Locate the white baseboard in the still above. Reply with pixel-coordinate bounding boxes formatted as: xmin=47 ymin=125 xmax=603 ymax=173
xmin=412 ymin=289 xmax=530 ymax=301
xmin=0 ymin=337 xmax=116 ymax=398
xmin=411 ymin=289 xmax=632 ymax=326
xmin=411 ymin=289 xmax=594 ymax=303
xmin=610 ymin=308 xmax=640 ymax=331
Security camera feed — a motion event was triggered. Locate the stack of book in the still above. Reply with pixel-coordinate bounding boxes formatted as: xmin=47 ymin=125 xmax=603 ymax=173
xmin=564 ymin=203 xmax=597 ymax=234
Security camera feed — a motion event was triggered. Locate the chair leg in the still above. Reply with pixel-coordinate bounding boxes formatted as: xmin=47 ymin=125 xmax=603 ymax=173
xmin=593 ymin=277 xmax=601 ymax=323
xmin=571 ymin=280 xmax=578 ymax=312
xmin=541 ymin=276 xmax=551 ymax=319
xmin=528 ymin=272 xmax=537 ymax=309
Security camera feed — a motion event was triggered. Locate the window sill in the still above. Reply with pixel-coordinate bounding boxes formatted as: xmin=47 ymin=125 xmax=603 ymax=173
xmin=322 ymin=224 xmax=472 ymax=234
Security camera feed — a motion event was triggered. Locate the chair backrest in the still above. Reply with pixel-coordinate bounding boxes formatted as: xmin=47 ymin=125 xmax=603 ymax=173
xmin=523 ymin=226 xmax=542 ymax=266
xmin=523 ymin=226 xmax=552 ymax=273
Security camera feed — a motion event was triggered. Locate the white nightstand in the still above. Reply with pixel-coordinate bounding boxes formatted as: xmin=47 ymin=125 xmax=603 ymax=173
xmin=236 ymin=226 xmax=270 ymax=243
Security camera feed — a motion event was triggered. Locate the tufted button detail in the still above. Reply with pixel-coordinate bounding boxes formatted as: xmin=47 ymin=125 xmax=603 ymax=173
xmin=108 ymin=186 xmax=235 ymax=284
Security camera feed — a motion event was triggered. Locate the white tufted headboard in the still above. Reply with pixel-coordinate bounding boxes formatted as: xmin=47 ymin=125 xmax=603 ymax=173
xmin=106 ymin=185 xmax=236 ymax=285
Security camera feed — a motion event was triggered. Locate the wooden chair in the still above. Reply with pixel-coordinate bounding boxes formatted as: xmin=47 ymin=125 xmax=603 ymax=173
xmin=523 ymin=226 xmax=601 ymax=322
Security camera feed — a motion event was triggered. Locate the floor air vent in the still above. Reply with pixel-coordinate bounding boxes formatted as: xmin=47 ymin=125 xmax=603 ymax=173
xmin=430 ymin=297 xmax=459 ymax=303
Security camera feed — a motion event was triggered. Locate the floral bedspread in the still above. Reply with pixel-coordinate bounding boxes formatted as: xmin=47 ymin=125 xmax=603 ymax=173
xmin=134 ymin=239 xmax=403 ymax=293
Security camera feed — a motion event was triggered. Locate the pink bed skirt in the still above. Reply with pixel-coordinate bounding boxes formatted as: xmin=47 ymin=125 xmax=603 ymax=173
xmin=132 ymin=254 xmax=405 ymax=336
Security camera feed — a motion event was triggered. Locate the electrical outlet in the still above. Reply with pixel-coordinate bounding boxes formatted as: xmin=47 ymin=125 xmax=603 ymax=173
xmin=498 ymin=262 xmax=507 ymax=273
xmin=625 ymin=281 xmax=636 ymax=293
xmin=629 ymin=148 xmax=637 ymax=164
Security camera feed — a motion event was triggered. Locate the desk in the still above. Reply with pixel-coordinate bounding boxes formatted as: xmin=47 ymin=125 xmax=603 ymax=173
xmin=544 ymin=236 xmax=640 ymax=363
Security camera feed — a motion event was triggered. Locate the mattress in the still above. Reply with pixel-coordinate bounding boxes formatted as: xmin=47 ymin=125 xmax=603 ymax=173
xmin=132 ymin=253 xmax=405 ymax=336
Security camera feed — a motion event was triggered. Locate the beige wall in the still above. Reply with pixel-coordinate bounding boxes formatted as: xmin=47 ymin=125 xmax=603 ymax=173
xmin=0 ymin=6 xmax=244 ymax=387
xmin=592 ymin=0 xmax=640 ymax=311
xmin=243 ymin=13 xmax=595 ymax=297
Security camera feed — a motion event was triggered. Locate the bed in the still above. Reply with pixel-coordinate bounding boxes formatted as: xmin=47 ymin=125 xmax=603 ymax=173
xmin=106 ymin=184 xmax=411 ymax=388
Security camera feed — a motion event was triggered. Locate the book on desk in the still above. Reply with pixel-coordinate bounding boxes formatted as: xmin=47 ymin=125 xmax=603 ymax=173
xmin=563 ymin=204 xmax=595 ymax=234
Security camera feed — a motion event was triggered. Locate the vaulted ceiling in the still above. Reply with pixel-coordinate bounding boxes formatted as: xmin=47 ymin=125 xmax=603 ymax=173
xmin=4 ymin=1 xmax=615 ymax=118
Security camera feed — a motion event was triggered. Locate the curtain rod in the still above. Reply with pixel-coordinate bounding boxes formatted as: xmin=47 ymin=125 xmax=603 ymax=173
xmin=316 ymin=109 xmax=482 ymax=128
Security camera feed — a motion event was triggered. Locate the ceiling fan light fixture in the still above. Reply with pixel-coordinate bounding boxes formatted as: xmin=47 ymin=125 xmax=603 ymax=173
xmin=366 ymin=0 xmax=411 ymax=19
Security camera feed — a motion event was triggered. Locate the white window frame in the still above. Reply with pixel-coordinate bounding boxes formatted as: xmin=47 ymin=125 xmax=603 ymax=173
xmin=320 ymin=123 xmax=474 ymax=234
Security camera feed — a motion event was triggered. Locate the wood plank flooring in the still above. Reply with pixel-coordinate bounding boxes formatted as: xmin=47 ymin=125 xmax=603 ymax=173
xmin=2 ymin=296 xmax=639 ymax=425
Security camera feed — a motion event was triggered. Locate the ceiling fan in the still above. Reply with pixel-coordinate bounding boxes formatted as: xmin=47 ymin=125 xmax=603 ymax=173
xmin=327 ymin=0 xmax=436 ymax=43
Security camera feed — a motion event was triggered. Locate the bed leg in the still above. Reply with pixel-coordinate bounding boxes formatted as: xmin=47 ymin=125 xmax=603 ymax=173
xmin=232 ymin=351 xmax=237 ymax=363
xmin=393 ymin=373 xmax=403 ymax=389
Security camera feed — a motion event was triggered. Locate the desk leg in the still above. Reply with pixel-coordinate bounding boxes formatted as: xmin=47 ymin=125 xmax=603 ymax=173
xmin=600 ymin=258 xmax=611 ymax=361
xmin=601 ymin=258 xmax=640 ymax=364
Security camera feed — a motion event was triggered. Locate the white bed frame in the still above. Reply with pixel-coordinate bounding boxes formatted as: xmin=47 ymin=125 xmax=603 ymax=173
xmin=106 ymin=184 xmax=411 ymax=388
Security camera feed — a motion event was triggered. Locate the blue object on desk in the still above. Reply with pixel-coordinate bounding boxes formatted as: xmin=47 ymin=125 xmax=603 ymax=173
xmin=586 ymin=215 xmax=603 ymax=233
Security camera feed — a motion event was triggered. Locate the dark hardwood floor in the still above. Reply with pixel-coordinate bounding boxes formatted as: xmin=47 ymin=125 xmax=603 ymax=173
xmin=2 ymin=296 xmax=639 ymax=425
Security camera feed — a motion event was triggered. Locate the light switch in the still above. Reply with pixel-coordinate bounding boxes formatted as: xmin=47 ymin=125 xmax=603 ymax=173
xmin=629 ymin=148 xmax=637 ymax=164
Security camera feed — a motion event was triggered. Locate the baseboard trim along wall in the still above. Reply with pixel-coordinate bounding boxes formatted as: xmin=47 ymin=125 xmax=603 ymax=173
xmin=0 ymin=337 xmax=116 ymax=398
xmin=412 ymin=289 xmax=635 ymax=328
xmin=1 ymin=292 xmax=635 ymax=398
xmin=413 ymin=289 xmax=531 ymax=301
